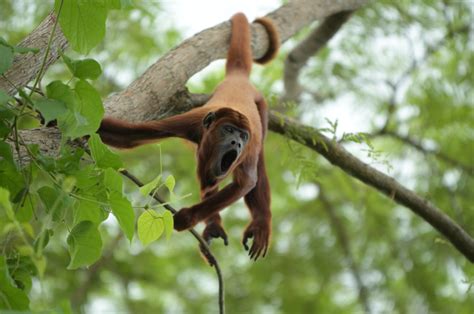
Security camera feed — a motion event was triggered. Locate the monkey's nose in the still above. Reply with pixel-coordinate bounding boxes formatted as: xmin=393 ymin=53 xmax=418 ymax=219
xmin=231 ymin=140 xmax=241 ymax=148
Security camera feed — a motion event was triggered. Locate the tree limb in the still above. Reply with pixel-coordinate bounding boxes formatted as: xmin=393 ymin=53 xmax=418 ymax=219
xmin=0 ymin=12 xmax=68 ymax=95
xmin=283 ymin=11 xmax=353 ymax=102
xmin=268 ymin=112 xmax=474 ymax=263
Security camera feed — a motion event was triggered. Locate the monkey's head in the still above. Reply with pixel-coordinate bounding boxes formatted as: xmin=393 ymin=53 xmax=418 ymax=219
xmin=198 ymin=108 xmax=251 ymax=187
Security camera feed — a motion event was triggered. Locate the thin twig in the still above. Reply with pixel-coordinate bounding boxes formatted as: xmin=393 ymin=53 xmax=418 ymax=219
xmin=29 ymin=0 xmax=64 ymax=96
xmin=318 ymin=187 xmax=371 ymax=313
xmin=378 ymin=130 xmax=474 ymax=175
xmin=119 ymin=169 xmax=225 ymax=314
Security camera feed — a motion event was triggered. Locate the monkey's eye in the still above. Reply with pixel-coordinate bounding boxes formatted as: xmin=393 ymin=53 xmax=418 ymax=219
xmin=240 ymin=132 xmax=249 ymax=141
xmin=224 ymin=126 xmax=233 ymax=133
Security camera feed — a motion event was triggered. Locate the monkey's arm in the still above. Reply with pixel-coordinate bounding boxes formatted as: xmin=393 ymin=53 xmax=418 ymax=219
xmin=174 ymin=164 xmax=257 ymax=231
xmin=242 ymin=96 xmax=272 ymax=260
xmin=98 ymin=110 xmax=204 ymax=148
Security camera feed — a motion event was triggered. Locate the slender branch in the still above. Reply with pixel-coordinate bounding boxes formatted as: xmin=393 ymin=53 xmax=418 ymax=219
xmin=29 ymin=0 xmax=64 ymax=96
xmin=119 ymin=169 xmax=225 ymax=314
xmin=283 ymin=11 xmax=353 ymax=102
xmin=268 ymin=112 xmax=474 ymax=263
xmin=377 ymin=130 xmax=474 ymax=175
xmin=380 ymin=23 xmax=470 ymax=132
xmin=318 ymin=188 xmax=371 ymax=314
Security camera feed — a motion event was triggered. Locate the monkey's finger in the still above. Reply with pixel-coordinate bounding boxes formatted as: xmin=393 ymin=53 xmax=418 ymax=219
xmin=242 ymin=231 xmax=253 ymax=251
xmin=262 ymin=242 xmax=268 ymax=258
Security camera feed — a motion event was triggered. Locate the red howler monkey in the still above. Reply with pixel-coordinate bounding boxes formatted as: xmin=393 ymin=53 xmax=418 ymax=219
xmin=98 ymin=13 xmax=279 ymax=260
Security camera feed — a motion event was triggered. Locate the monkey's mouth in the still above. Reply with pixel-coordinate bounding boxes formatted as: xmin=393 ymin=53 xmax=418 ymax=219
xmin=221 ymin=150 xmax=238 ymax=173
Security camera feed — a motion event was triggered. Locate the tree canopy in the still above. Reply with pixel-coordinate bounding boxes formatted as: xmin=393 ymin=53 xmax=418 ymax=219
xmin=0 ymin=0 xmax=472 ymax=313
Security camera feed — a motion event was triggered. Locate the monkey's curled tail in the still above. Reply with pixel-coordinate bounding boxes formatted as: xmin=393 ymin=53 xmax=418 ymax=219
xmin=226 ymin=13 xmax=280 ymax=76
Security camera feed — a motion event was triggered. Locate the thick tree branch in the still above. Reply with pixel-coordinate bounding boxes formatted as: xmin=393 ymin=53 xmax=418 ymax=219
xmin=0 ymin=12 xmax=68 ymax=95
xmin=283 ymin=11 xmax=353 ymax=102
xmin=268 ymin=112 xmax=474 ymax=263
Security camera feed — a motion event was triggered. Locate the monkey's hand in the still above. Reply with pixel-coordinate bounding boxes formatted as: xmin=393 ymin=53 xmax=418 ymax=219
xmin=173 ymin=208 xmax=196 ymax=231
xmin=242 ymin=218 xmax=271 ymax=261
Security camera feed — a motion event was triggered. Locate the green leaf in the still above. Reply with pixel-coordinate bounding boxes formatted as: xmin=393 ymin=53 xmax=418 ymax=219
xmin=0 ymin=89 xmax=13 ymax=105
xmin=0 ymin=187 xmax=14 ymax=220
xmin=139 ymin=174 xmax=162 ymax=196
xmin=105 ymin=0 xmax=133 ymax=9
xmin=38 ymin=186 xmax=73 ymax=222
xmin=0 ymin=256 xmax=29 ymax=310
xmin=108 ymin=191 xmax=135 ymax=242
xmin=17 ymin=108 xmax=41 ymax=130
xmin=164 ymin=175 xmax=175 ymax=193
xmin=34 ymin=98 xmax=68 ymax=124
xmin=67 ymin=221 xmax=103 ymax=269
xmin=137 ymin=210 xmax=164 ymax=246
xmin=47 ymin=79 xmax=104 ymax=138
xmin=162 ymin=210 xmax=173 ymax=240
xmin=73 ymin=198 xmax=108 ymax=225
xmin=70 ymin=79 xmax=104 ymax=137
xmin=46 ymin=80 xmax=75 ymax=105
xmin=34 ymin=229 xmax=54 ymax=254
xmin=104 ymin=168 xmax=123 ymax=192
xmin=63 ymin=54 xmax=102 ymax=80
xmin=56 ymin=0 xmax=107 ymax=54
xmin=88 ymin=134 xmax=123 ymax=169
xmin=0 ymin=43 xmax=14 ymax=75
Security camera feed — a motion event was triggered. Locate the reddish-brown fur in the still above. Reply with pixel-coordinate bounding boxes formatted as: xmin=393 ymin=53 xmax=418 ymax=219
xmin=98 ymin=13 xmax=279 ymax=260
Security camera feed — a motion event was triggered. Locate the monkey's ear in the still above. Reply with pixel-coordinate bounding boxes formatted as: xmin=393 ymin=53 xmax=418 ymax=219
xmin=203 ymin=112 xmax=216 ymax=129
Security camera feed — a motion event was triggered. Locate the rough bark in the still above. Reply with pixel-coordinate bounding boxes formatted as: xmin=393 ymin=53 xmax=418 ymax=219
xmin=103 ymin=0 xmax=367 ymax=121
xmin=0 ymin=12 xmax=68 ymax=95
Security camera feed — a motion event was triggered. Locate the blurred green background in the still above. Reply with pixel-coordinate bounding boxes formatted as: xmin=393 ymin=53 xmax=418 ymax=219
xmin=1 ymin=0 xmax=473 ymax=313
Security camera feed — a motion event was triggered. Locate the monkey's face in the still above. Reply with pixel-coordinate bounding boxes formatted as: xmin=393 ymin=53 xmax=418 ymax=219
xmin=198 ymin=111 xmax=250 ymax=186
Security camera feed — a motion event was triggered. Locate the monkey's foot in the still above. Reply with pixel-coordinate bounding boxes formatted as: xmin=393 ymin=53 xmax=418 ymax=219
xmin=202 ymin=222 xmax=228 ymax=246
xmin=242 ymin=219 xmax=271 ymax=261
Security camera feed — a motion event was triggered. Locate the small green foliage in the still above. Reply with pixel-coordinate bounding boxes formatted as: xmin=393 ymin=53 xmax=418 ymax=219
xmin=34 ymin=98 xmax=68 ymax=125
xmin=55 ymin=0 xmax=107 ymax=54
xmin=88 ymin=134 xmax=123 ymax=169
xmin=0 ymin=256 xmax=29 ymax=310
xmin=139 ymin=174 xmax=162 ymax=196
xmin=62 ymin=54 xmax=102 ymax=80
xmin=108 ymin=191 xmax=135 ymax=242
xmin=163 ymin=210 xmax=174 ymax=240
xmin=137 ymin=210 xmax=165 ymax=246
xmin=0 ymin=187 xmax=14 ymax=220
xmin=165 ymin=174 xmax=175 ymax=193
xmin=67 ymin=221 xmax=103 ymax=269
xmin=0 ymin=42 xmax=13 ymax=75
